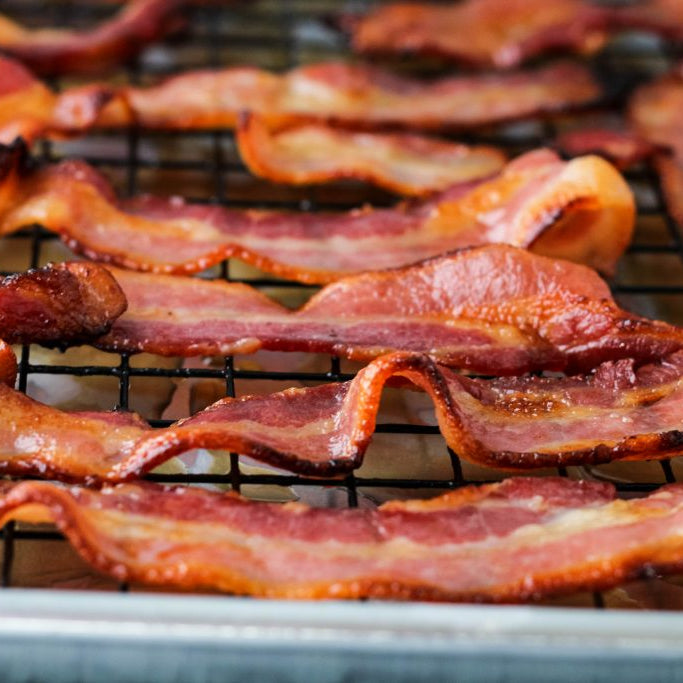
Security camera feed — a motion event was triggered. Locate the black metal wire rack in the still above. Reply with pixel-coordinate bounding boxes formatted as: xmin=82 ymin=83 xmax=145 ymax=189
xmin=2 ymin=0 xmax=683 ymax=605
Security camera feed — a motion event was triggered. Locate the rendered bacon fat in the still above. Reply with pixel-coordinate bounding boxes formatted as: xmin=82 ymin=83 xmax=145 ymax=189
xmin=0 ymin=261 xmax=126 ymax=347
xmin=6 ymin=477 xmax=683 ymax=601
xmin=7 ymin=348 xmax=683 ymax=480
xmin=0 ymin=0 xmax=186 ymax=76
xmin=349 ymin=0 xmax=611 ymax=68
xmin=236 ymin=114 xmax=506 ymax=196
xmin=97 ymin=245 xmax=683 ymax=376
xmin=0 ymin=142 xmax=634 ymax=279
xmin=90 ymin=60 xmax=602 ymax=131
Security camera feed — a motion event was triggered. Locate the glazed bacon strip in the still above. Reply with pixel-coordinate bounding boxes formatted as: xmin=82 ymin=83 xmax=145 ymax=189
xmin=5 ymin=477 xmax=683 ymax=601
xmin=6 ymin=347 xmax=683 ymax=481
xmin=236 ymin=114 xmax=507 ymax=196
xmin=0 ymin=0 xmax=186 ymax=76
xmin=98 ymin=245 xmax=683 ymax=376
xmin=348 ymin=0 xmax=611 ymax=69
xmin=0 ymin=142 xmax=634 ymax=279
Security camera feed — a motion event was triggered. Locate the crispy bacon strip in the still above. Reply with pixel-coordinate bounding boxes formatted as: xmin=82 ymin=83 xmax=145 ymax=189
xmin=0 ymin=142 xmax=634 ymax=279
xmin=0 ymin=261 xmax=126 ymax=347
xmin=0 ymin=0 xmax=186 ymax=76
xmin=6 ymin=347 xmax=683 ymax=480
xmin=348 ymin=0 xmax=611 ymax=68
xmin=89 ymin=60 xmax=602 ymax=131
xmin=96 ymin=245 xmax=682 ymax=375
xmin=236 ymin=114 xmax=507 ymax=196
xmin=4 ymin=477 xmax=683 ymax=601
xmin=0 ymin=56 xmax=114 ymax=144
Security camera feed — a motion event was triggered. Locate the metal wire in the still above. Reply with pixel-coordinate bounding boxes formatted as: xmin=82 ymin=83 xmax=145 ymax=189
xmin=0 ymin=0 xmax=682 ymax=604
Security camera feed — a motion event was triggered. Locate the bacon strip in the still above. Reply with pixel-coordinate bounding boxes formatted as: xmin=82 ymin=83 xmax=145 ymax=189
xmin=555 ymin=127 xmax=655 ymax=169
xmin=0 ymin=0 xmax=186 ymax=76
xmin=88 ymin=60 xmax=602 ymax=132
xmin=0 ymin=56 xmax=114 ymax=145
xmin=0 ymin=261 xmax=126 ymax=347
xmin=6 ymin=346 xmax=683 ymax=481
xmin=94 ymin=244 xmax=682 ymax=376
xmin=607 ymin=0 xmax=683 ymax=41
xmin=236 ymin=114 xmax=507 ymax=196
xmin=4 ymin=477 xmax=683 ymax=601
xmin=348 ymin=0 xmax=611 ymax=68
xmin=0 ymin=142 xmax=634 ymax=279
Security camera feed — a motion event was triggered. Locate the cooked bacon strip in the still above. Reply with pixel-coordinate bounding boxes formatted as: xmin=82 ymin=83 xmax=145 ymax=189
xmin=6 ymin=346 xmax=683 ymax=481
xmin=5 ymin=477 xmax=683 ymax=601
xmin=96 ymin=245 xmax=681 ymax=375
xmin=607 ymin=0 xmax=683 ymax=41
xmin=90 ymin=60 xmax=602 ymax=131
xmin=0 ymin=0 xmax=186 ymax=76
xmin=555 ymin=127 xmax=655 ymax=169
xmin=0 ymin=261 xmax=126 ymax=347
xmin=0 ymin=56 xmax=114 ymax=144
xmin=0 ymin=142 xmax=634 ymax=279
xmin=236 ymin=114 xmax=507 ymax=196
xmin=348 ymin=0 xmax=611 ymax=68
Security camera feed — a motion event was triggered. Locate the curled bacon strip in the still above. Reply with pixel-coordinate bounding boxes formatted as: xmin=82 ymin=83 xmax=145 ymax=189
xmin=236 ymin=114 xmax=507 ymax=196
xmin=5 ymin=347 xmax=683 ymax=481
xmin=0 ymin=142 xmax=634 ymax=279
xmin=0 ymin=56 xmax=114 ymax=144
xmin=348 ymin=0 xmax=611 ymax=68
xmin=97 ymin=244 xmax=682 ymax=376
xmin=0 ymin=0 xmax=186 ymax=76
xmin=4 ymin=477 xmax=683 ymax=601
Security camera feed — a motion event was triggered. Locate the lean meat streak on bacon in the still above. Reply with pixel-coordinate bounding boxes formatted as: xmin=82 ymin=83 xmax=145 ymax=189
xmin=4 ymin=477 xmax=683 ymax=601
xmin=236 ymin=114 xmax=507 ymax=196
xmin=0 ymin=141 xmax=635 ymax=279
xmin=98 ymin=245 xmax=683 ymax=375
xmin=348 ymin=0 xmax=611 ymax=68
xmin=5 ymin=349 xmax=683 ymax=480
xmin=0 ymin=57 xmax=602 ymax=142
xmin=0 ymin=0 xmax=186 ymax=76
xmin=348 ymin=0 xmax=683 ymax=68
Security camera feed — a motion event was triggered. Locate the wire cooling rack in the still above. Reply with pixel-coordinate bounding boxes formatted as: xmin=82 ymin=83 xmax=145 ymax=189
xmin=1 ymin=0 xmax=683 ymax=608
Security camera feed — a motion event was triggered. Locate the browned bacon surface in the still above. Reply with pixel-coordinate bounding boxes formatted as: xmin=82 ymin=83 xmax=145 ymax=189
xmin=4 ymin=477 xmax=683 ymax=601
xmin=5 ymin=348 xmax=683 ymax=481
xmin=0 ymin=142 xmax=634 ymax=279
xmin=0 ymin=56 xmax=113 ymax=144
xmin=96 ymin=245 xmax=682 ymax=376
xmin=236 ymin=114 xmax=507 ymax=196
xmin=0 ymin=261 xmax=126 ymax=346
xmin=349 ymin=0 xmax=611 ymax=68
xmin=0 ymin=0 xmax=186 ymax=75
xmin=89 ymin=60 xmax=602 ymax=131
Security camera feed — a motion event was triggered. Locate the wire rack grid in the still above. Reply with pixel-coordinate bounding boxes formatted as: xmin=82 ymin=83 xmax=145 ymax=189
xmin=1 ymin=0 xmax=683 ymax=607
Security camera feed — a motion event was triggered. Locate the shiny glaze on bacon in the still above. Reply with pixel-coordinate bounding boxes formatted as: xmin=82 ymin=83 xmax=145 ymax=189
xmin=0 ymin=142 xmax=634 ymax=279
xmin=5 ymin=477 xmax=683 ymax=601
xmin=6 ymin=349 xmax=683 ymax=481
xmin=0 ymin=0 xmax=186 ymax=75
xmin=0 ymin=261 xmax=126 ymax=347
xmin=236 ymin=114 xmax=507 ymax=196
xmin=349 ymin=0 xmax=611 ymax=68
xmin=96 ymin=245 xmax=683 ymax=376
xmin=89 ymin=60 xmax=602 ymax=131
xmin=0 ymin=56 xmax=113 ymax=144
